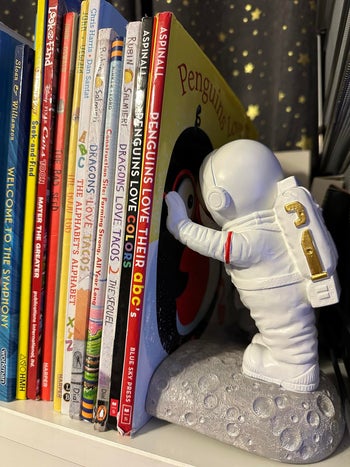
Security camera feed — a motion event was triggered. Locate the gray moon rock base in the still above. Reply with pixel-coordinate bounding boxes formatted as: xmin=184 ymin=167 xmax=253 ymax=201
xmin=146 ymin=340 xmax=345 ymax=464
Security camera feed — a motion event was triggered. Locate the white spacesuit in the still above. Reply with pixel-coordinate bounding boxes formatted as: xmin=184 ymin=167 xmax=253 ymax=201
xmin=166 ymin=139 xmax=339 ymax=392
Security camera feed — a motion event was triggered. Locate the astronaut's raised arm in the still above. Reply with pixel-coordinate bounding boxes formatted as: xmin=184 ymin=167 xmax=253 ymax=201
xmin=177 ymin=218 xmax=228 ymax=263
xmin=165 ymin=190 xmax=228 ymax=262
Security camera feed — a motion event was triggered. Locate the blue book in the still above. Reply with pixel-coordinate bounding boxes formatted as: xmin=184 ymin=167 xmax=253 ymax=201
xmin=0 ymin=24 xmax=33 ymax=242
xmin=0 ymin=40 xmax=34 ymax=401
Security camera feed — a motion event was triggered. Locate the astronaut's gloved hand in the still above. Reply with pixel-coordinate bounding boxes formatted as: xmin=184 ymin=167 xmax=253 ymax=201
xmin=165 ymin=191 xmax=190 ymax=241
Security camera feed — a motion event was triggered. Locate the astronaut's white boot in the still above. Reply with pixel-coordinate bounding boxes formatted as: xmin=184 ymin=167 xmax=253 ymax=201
xmin=241 ymin=293 xmax=319 ymax=392
xmin=243 ymin=342 xmax=319 ymax=392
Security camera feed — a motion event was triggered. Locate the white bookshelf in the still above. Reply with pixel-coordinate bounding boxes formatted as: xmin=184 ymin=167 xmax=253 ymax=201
xmin=0 ymin=399 xmax=349 ymax=466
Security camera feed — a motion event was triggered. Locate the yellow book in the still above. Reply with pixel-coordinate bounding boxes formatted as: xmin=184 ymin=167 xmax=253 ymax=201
xmin=53 ymin=0 xmax=89 ymax=412
xmin=16 ymin=0 xmax=48 ymax=400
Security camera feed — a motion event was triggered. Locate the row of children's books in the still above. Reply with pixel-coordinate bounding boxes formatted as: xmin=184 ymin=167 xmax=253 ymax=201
xmin=0 ymin=0 xmax=256 ymax=435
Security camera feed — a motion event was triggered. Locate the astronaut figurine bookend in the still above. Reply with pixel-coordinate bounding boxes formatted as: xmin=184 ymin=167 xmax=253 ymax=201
xmin=165 ymin=139 xmax=340 ymax=392
xmin=146 ymin=139 xmax=345 ymax=464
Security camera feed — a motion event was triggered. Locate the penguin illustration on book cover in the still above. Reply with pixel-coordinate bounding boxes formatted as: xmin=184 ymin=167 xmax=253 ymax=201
xmin=156 ymin=106 xmax=221 ymax=354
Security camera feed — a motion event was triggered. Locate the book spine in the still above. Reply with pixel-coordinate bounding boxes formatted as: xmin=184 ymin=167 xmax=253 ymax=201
xmin=81 ymin=36 xmax=124 ymax=422
xmin=16 ymin=0 xmax=48 ymax=400
xmin=69 ymin=27 xmax=115 ymax=420
xmin=94 ymin=21 xmax=145 ymax=432
xmin=53 ymin=0 xmax=89 ymax=413
xmin=117 ymin=13 xmax=171 ymax=435
xmin=27 ymin=0 xmax=65 ymax=401
xmin=41 ymin=10 xmax=79 ymax=401
xmin=102 ymin=19 xmax=149 ymax=431
xmin=60 ymin=0 xmax=101 ymax=415
xmin=0 ymin=44 xmax=34 ymax=402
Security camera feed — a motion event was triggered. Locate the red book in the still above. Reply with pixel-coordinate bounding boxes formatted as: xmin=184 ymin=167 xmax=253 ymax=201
xmin=27 ymin=0 xmax=65 ymax=399
xmin=116 ymin=12 xmax=170 ymax=434
xmin=27 ymin=0 xmax=81 ymax=399
xmin=40 ymin=10 xmax=79 ymax=401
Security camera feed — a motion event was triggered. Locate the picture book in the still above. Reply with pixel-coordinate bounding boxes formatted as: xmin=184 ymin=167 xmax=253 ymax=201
xmin=116 ymin=11 xmax=257 ymax=435
xmin=93 ymin=19 xmax=145 ymax=431
xmin=54 ymin=0 xmax=89 ymax=412
xmin=0 ymin=43 xmax=34 ymax=402
xmin=0 ymin=23 xmax=32 ymax=172
xmin=41 ymin=10 xmax=79 ymax=401
xmin=27 ymin=0 xmax=80 ymax=401
xmin=81 ymin=35 xmax=124 ymax=422
xmin=103 ymin=17 xmax=151 ymax=432
xmin=61 ymin=0 xmax=99 ymax=415
xmin=16 ymin=0 xmax=48 ymax=400
xmin=69 ymin=26 xmax=116 ymax=420
xmin=61 ymin=0 xmax=127 ymax=415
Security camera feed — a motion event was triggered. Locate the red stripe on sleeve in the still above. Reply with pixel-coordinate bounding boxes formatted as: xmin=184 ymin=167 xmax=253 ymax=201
xmin=225 ymin=231 xmax=233 ymax=264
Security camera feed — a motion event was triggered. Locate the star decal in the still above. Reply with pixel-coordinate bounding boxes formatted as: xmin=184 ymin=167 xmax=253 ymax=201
xmin=244 ymin=62 xmax=255 ymax=73
xmin=218 ymin=32 xmax=227 ymax=42
xmin=298 ymin=53 xmax=310 ymax=66
xmin=309 ymin=0 xmax=317 ymax=11
xmin=247 ymin=104 xmax=260 ymax=120
xmin=251 ymin=8 xmax=262 ymax=20
xmin=296 ymin=134 xmax=312 ymax=149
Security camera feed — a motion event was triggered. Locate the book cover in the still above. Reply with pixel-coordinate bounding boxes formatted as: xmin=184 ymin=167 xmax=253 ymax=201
xmin=93 ymin=19 xmax=147 ymax=431
xmin=16 ymin=0 xmax=48 ymax=400
xmin=69 ymin=26 xmax=116 ymax=420
xmin=103 ymin=18 xmax=151 ymax=432
xmin=81 ymin=35 xmax=124 ymax=422
xmin=61 ymin=0 xmax=127 ymax=415
xmin=0 ymin=24 xmax=33 ymax=282
xmin=41 ymin=10 xmax=79 ymax=401
xmin=27 ymin=0 xmax=79 ymax=401
xmin=53 ymin=0 xmax=89 ymax=413
xmin=60 ymin=0 xmax=98 ymax=415
xmin=0 ymin=24 xmax=33 ymax=173
xmin=0 ymin=43 xmax=34 ymax=402
xmin=116 ymin=12 xmax=257 ymax=435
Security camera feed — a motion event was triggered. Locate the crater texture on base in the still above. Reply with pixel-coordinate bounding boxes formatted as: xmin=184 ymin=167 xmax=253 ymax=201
xmin=146 ymin=340 xmax=345 ymax=464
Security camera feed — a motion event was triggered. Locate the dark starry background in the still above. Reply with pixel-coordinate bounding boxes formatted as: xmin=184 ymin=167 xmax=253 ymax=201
xmin=0 ymin=0 xmax=319 ymax=171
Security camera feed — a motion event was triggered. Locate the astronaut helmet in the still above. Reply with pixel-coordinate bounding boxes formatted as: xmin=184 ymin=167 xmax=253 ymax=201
xmin=199 ymin=139 xmax=284 ymax=226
